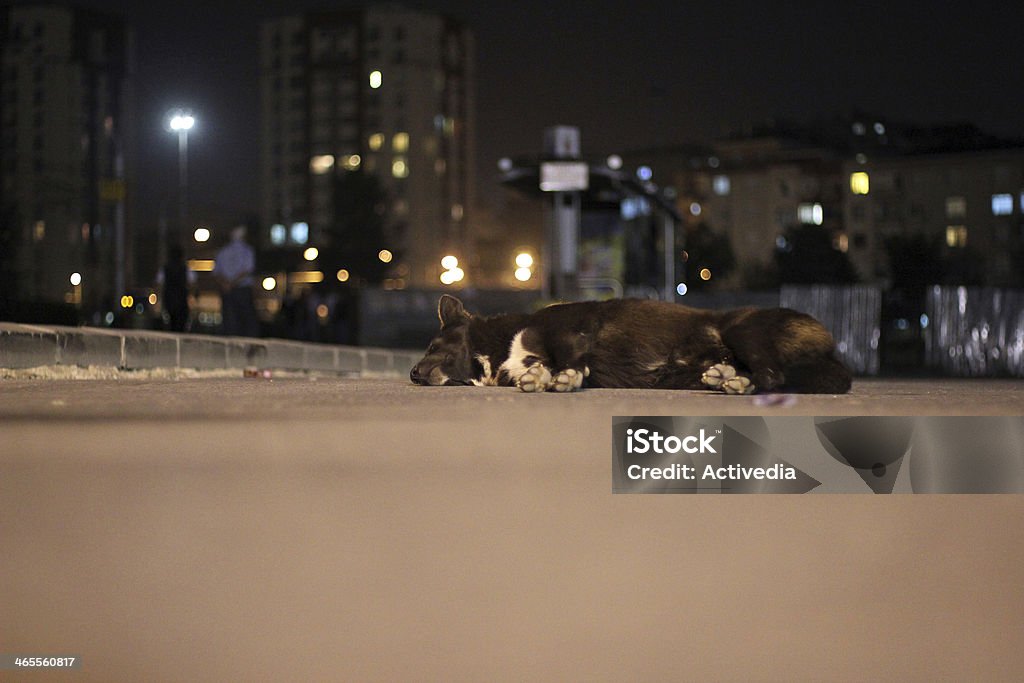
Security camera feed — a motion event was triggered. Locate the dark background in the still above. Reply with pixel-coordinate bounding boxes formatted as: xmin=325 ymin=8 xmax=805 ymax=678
xmin=67 ymin=0 xmax=1024 ymax=221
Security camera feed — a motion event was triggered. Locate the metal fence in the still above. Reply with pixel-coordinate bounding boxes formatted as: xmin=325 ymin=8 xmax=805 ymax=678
xmin=925 ymin=286 xmax=1024 ymax=377
xmin=780 ymin=285 xmax=882 ymax=376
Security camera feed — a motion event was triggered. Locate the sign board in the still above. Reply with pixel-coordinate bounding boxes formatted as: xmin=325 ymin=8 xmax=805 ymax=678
xmin=540 ymin=161 xmax=589 ymax=192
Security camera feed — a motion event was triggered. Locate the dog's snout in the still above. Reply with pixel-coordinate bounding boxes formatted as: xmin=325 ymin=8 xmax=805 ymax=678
xmin=410 ymin=364 xmax=426 ymax=384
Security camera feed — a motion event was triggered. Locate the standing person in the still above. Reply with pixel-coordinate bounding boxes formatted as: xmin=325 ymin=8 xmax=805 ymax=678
xmin=156 ymin=244 xmax=196 ymax=332
xmin=214 ymin=225 xmax=260 ymax=337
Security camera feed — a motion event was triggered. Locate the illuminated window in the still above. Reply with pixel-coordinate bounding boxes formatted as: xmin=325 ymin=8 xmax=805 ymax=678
xmin=850 ymin=172 xmax=870 ymax=195
xmin=712 ymin=175 xmax=730 ymax=196
xmin=310 ymin=155 xmax=335 ymax=174
xmin=834 ymin=233 xmax=849 ymax=252
xmin=392 ymin=132 xmax=409 ymax=152
xmin=945 ymin=196 xmax=966 ymax=218
xmin=368 ymin=133 xmax=384 ymax=151
xmin=946 ymin=225 xmax=967 ymax=248
xmin=991 ymin=193 xmax=1013 ymax=216
xmin=798 ymin=203 xmax=824 ymax=225
xmin=270 ymin=224 xmax=287 ymax=245
xmin=290 ymin=221 xmax=309 ymax=245
xmin=392 ymin=158 xmax=408 ymax=178
xmin=451 ymin=204 xmax=464 ymax=220
xmin=33 ymin=220 xmax=45 ymax=241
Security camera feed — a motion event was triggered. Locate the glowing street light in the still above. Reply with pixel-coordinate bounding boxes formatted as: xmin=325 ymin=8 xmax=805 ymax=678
xmin=515 ymin=252 xmax=534 ymax=268
xmin=441 ymin=255 xmax=458 ymax=270
xmin=69 ymin=272 xmax=82 ymax=286
xmin=262 ymin=277 xmax=277 ymax=291
xmin=167 ymin=108 xmax=197 ymax=245
xmin=303 ymin=247 xmax=319 ymax=261
xmin=193 ymin=227 xmax=210 ymax=242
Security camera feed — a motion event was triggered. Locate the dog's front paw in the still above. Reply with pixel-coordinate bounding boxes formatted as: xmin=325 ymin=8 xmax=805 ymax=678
xmin=550 ymin=368 xmax=584 ymax=392
xmin=701 ymin=363 xmax=736 ymax=388
xmin=517 ymin=364 xmax=552 ymax=392
xmin=721 ymin=375 xmax=756 ymax=395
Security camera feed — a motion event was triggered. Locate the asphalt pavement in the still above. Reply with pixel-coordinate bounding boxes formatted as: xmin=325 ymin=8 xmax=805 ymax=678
xmin=2 ymin=376 xmax=1023 ymax=681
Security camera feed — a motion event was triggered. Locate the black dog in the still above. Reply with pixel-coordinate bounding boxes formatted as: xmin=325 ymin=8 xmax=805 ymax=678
xmin=410 ymin=295 xmax=852 ymax=394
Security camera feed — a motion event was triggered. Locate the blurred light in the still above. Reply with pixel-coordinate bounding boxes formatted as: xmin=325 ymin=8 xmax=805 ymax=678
xmin=920 ymin=314 xmax=930 ymax=329
xmin=450 ymin=267 xmax=465 ymax=282
xmin=637 ymin=166 xmax=653 ymax=181
xmin=120 ymin=295 xmax=134 ymax=308
xmin=336 ymin=269 xmax=350 ymax=282
xmin=136 ymin=304 xmax=144 ymax=315
xmin=193 ymin=227 xmax=211 ymax=242
xmin=187 ymin=259 xmax=215 ymax=272
xmin=262 ymin=277 xmax=277 ymax=291
xmin=689 ymin=202 xmax=702 ymax=216
xmin=440 ymin=270 xmax=455 ymax=285
xmin=289 ymin=271 xmax=324 ymax=284
xmin=369 ymin=70 xmax=382 ymax=89
xmin=813 ymin=203 xmax=824 ymax=225
xmin=441 ymin=255 xmax=458 ymax=270
xmin=713 ymin=175 xmax=730 ymax=196
xmin=946 ymin=225 xmax=967 ymax=247
xmin=852 ymin=122 xmax=866 ymax=136
xmin=498 ymin=157 xmax=513 ymax=172
xmin=104 ymin=312 xmax=115 ymax=325
xmin=303 ymin=247 xmax=319 ymax=261
xmin=451 ymin=203 xmax=464 ymax=220
xmin=850 ymin=172 xmax=870 ymax=195
xmin=873 ymin=122 xmax=886 ymax=135
xmin=169 ymin=113 xmax=195 ymax=131
xmin=270 ymin=223 xmax=287 ymax=245
xmin=699 ymin=268 xmax=712 ymax=281
xmin=707 ymin=156 xmax=720 ymax=168
xmin=310 ymin=155 xmax=335 ymax=174
xmin=515 ymin=252 xmax=534 ymax=268
xmin=855 ymin=153 xmax=868 ymax=164
xmin=342 ymin=154 xmax=361 ymax=170
xmin=606 ymin=154 xmax=622 ymax=170
xmin=368 ymin=133 xmax=384 ymax=151
xmin=148 ymin=293 xmax=158 ymax=305
xmin=798 ymin=202 xmax=823 ymax=225
xmin=514 ymin=267 xmax=532 ymax=282
xmin=69 ymin=272 xmax=82 ymax=286
xmin=776 ymin=235 xmax=790 ymax=250
xmin=316 ymin=304 xmax=329 ymax=319
xmin=896 ymin=318 xmax=909 ymax=331
xmin=676 ymin=283 xmax=688 ymax=296
xmin=392 ymin=158 xmax=409 ymax=178
xmin=392 ymin=132 xmax=409 ymax=152
xmin=378 ymin=249 xmax=393 ymax=263
xmin=290 ymin=222 xmax=309 ymax=244
xmin=834 ymin=233 xmax=849 ymax=252
xmin=992 ymin=193 xmax=1013 ymax=216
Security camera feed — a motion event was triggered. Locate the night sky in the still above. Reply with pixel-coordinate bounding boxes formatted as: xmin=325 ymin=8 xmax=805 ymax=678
xmin=71 ymin=0 xmax=1024 ymax=227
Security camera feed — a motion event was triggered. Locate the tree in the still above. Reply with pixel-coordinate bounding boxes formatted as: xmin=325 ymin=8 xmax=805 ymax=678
xmin=322 ymin=170 xmax=399 ymax=285
xmin=884 ymin=234 xmax=944 ymax=292
xmin=0 ymin=201 xmax=20 ymax=317
xmin=775 ymin=225 xmax=858 ymax=284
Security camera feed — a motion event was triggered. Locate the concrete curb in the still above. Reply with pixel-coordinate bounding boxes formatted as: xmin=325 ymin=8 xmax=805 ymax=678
xmin=0 ymin=323 xmax=421 ymax=377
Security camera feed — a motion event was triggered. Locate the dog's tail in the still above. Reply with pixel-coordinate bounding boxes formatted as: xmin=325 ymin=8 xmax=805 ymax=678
xmin=781 ymin=356 xmax=853 ymax=394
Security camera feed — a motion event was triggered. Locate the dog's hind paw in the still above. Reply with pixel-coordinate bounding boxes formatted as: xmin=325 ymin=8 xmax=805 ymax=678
xmin=721 ymin=375 xmax=755 ymax=395
xmin=517 ymin=364 xmax=552 ymax=392
xmin=701 ymin=363 xmax=736 ymax=388
xmin=551 ymin=368 xmax=584 ymax=392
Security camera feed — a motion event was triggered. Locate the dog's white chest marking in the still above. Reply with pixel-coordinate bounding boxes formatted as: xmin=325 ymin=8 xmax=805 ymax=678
xmin=471 ymin=354 xmax=497 ymax=387
xmin=498 ymin=330 xmax=537 ymax=384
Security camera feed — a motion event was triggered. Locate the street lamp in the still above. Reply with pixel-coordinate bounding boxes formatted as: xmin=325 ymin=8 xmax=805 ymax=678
xmin=167 ymin=109 xmax=196 ymax=245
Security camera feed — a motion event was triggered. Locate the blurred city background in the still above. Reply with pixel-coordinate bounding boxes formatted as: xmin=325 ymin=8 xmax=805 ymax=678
xmin=2 ymin=1 xmax=1023 ymax=376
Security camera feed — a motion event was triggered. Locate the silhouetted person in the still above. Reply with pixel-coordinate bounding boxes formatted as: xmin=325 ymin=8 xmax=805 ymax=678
xmin=214 ymin=225 xmax=260 ymax=337
xmin=156 ymin=244 xmax=195 ymax=332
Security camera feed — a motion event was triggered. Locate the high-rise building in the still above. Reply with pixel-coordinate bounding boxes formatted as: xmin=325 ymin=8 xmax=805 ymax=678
xmin=259 ymin=6 xmax=475 ymax=288
xmin=0 ymin=3 xmax=133 ymax=316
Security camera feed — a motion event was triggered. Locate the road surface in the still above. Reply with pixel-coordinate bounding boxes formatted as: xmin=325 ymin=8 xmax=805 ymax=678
xmin=2 ymin=376 xmax=1023 ymax=681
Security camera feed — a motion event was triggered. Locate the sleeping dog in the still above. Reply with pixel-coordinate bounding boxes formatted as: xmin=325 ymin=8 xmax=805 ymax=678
xmin=410 ymin=295 xmax=852 ymax=394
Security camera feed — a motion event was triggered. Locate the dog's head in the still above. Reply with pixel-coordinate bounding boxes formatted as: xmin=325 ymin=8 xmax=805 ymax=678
xmin=410 ymin=295 xmax=479 ymax=386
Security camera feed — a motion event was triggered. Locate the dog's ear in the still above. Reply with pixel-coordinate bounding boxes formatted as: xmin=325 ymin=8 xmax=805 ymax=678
xmin=438 ymin=295 xmax=470 ymax=328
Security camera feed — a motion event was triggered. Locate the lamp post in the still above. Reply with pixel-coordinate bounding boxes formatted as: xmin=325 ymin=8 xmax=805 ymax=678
xmin=168 ymin=110 xmax=196 ymax=245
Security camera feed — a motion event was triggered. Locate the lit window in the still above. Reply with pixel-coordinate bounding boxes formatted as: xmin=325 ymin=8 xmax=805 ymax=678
xmin=712 ymin=175 xmax=730 ymax=196
xmin=991 ymin=193 xmax=1013 ymax=216
xmin=290 ymin=222 xmax=309 ymax=245
xmin=392 ymin=132 xmax=409 ymax=152
xmin=369 ymin=70 xmax=382 ymax=89
xmin=798 ymin=203 xmax=824 ymax=225
xmin=946 ymin=226 xmax=967 ymax=248
xmin=945 ymin=196 xmax=966 ymax=218
xmin=33 ymin=220 xmax=45 ymax=241
xmin=834 ymin=233 xmax=849 ymax=252
xmin=310 ymin=155 xmax=335 ymax=174
xmin=368 ymin=133 xmax=384 ymax=151
xmin=850 ymin=172 xmax=870 ymax=195
xmin=451 ymin=204 xmax=464 ymax=221
xmin=270 ymin=224 xmax=287 ymax=245
xmin=392 ymin=158 xmax=408 ymax=178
